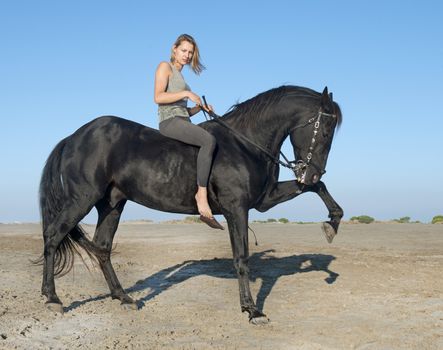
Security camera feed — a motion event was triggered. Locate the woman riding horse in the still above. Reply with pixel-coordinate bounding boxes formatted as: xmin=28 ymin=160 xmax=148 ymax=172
xmin=155 ymin=34 xmax=222 ymax=229
xmin=37 ymin=83 xmax=342 ymax=324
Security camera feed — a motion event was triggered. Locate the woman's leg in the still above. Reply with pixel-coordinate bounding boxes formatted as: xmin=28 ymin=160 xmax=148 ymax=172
xmin=159 ymin=117 xmax=216 ymax=218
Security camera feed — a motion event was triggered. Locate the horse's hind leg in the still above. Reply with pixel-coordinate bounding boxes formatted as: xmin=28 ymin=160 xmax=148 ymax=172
xmin=42 ymin=226 xmax=67 ymax=312
xmin=93 ymin=197 xmax=137 ymax=309
xmin=42 ymin=200 xmax=94 ymax=312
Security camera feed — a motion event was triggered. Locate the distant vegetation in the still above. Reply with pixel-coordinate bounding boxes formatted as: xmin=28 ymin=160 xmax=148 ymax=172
xmin=350 ymin=215 xmax=375 ymax=224
xmin=184 ymin=216 xmax=203 ymax=223
xmin=131 ymin=214 xmax=443 ymax=225
xmin=393 ymin=216 xmax=411 ymax=223
xmin=392 ymin=216 xmax=421 ymax=224
xmin=252 ymin=218 xmax=290 ymax=224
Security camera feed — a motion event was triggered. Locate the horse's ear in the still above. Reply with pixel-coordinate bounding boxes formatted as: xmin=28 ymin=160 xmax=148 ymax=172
xmin=329 ymin=92 xmax=333 ymax=103
xmin=321 ymin=86 xmax=330 ymax=107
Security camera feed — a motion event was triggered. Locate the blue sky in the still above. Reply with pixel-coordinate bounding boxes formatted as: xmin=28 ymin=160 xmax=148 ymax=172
xmin=1 ymin=0 xmax=442 ymax=223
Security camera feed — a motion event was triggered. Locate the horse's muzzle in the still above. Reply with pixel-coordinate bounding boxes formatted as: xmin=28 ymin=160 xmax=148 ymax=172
xmin=312 ymin=173 xmax=320 ymax=184
xmin=292 ymin=161 xmax=322 ymax=185
xmin=295 ymin=166 xmax=321 ymax=185
xmin=297 ymin=172 xmax=320 ymax=185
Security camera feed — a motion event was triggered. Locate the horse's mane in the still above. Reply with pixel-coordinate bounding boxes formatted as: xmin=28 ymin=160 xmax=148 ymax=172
xmin=221 ymin=85 xmax=342 ymax=129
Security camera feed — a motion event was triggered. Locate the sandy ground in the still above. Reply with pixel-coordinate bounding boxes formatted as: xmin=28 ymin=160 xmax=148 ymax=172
xmin=0 ymin=221 xmax=442 ymax=349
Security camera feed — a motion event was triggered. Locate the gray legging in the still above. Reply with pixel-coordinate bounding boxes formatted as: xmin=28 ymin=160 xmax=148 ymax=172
xmin=159 ymin=116 xmax=216 ymax=187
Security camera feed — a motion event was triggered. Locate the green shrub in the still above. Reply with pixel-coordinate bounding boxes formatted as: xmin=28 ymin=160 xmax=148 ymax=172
xmin=432 ymin=215 xmax=443 ymax=224
xmin=394 ymin=216 xmax=411 ymax=223
xmin=267 ymin=218 xmax=277 ymax=223
xmin=278 ymin=218 xmax=289 ymax=224
xmin=184 ymin=216 xmax=202 ymax=223
xmin=350 ymin=215 xmax=375 ymax=224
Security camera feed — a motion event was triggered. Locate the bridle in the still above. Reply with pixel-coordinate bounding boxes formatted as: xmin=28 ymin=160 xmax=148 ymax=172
xmin=286 ymin=109 xmax=336 ymax=183
xmin=201 ymin=96 xmax=336 ymax=183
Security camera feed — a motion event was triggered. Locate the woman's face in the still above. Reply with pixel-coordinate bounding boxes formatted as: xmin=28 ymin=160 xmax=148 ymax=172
xmin=173 ymin=41 xmax=194 ymax=66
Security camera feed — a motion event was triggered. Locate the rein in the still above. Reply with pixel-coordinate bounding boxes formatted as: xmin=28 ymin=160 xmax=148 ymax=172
xmin=201 ymin=96 xmax=336 ymax=180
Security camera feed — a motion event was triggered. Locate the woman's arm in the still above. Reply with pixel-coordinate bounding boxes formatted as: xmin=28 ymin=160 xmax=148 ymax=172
xmin=154 ymin=61 xmax=209 ymax=116
xmin=154 ymin=62 xmax=190 ymax=104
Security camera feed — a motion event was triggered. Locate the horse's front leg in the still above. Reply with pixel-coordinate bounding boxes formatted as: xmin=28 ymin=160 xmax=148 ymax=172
xmin=306 ymin=181 xmax=344 ymax=243
xmin=254 ymin=180 xmax=304 ymax=212
xmin=223 ymin=207 xmax=269 ymax=324
xmin=255 ymin=180 xmax=343 ymax=243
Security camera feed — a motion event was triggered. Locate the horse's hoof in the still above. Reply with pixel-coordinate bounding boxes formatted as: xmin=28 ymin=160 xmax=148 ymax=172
xmin=247 ymin=309 xmax=269 ymax=325
xmin=121 ymin=302 xmax=138 ymax=311
xmin=322 ymin=222 xmax=336 ymax=244
xmin=250 ymin=315 xmax=270 ymax=325
xmin=46 ymin=302 xmax=64 ymax=314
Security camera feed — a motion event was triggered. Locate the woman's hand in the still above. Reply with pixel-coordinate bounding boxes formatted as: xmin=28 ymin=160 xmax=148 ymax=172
xmin=186 ymin=91 xmax=203 ymax=106
xmin=202 ymin=104 xmax=214 ymax=113
xmin=185 ymin=91 xmax=216 ymax=116
xmin=187 ymin=100 xmax=215 ymax=117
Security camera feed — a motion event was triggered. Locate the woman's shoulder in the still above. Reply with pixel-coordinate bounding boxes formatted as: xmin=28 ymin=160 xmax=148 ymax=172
xmin=157 ymin=61 xmax=173 ymax=72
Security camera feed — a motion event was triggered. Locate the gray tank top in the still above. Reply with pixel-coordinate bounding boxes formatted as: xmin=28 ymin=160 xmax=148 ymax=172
xmin=158 ymin=63 xmax=191 ymax=123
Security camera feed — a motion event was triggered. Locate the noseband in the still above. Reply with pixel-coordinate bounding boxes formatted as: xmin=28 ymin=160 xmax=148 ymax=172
xmin=201 ymin=96 xmax=336 ymax=183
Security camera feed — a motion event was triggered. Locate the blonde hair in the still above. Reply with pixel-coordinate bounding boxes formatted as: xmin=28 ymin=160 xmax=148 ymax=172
xmin=170 ymin=34 xmax=205 ymax=75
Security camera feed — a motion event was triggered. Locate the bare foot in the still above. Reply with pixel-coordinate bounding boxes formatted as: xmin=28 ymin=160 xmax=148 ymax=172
xmin=195 ymin=187 xmax=213 ymax=218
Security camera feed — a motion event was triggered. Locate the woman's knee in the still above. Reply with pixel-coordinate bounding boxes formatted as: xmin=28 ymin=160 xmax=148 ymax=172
xmin=198 ymin=134 xmax=216 ymax=160
xmin=206 ymin=134 xmax=217 ymax=153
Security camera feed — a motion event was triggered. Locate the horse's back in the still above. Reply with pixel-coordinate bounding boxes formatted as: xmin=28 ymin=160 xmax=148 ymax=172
xmin=71 ymin=115 xmax=159 ymax=143
xmin=66 ymin=115 xmax=194 ymax=156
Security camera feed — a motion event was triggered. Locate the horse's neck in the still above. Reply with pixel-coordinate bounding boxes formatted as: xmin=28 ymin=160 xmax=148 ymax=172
xmin=224 ymin=112 xmax=291 ymax=156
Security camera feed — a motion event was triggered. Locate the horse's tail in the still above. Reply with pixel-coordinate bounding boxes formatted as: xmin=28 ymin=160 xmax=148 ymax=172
xmin=36 ymin=138 xmax=104 ymax=277
xmin=39 ymin=138 xmax=67 ymax=232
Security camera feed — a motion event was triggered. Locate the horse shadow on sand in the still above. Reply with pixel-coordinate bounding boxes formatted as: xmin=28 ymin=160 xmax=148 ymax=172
xmin=131 ymin=250 xmax=338 ymax=312
xmin=65 ymin=250 xmax=338 ymax=313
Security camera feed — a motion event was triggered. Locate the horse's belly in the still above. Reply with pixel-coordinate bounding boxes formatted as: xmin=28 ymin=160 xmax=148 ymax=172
xmin=115 ymin=158 xmax=199 ymax=214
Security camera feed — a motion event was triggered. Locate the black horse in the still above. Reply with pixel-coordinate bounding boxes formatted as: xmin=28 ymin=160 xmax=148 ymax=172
xmin=38 ymin=85 xmax=343 ymax=323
